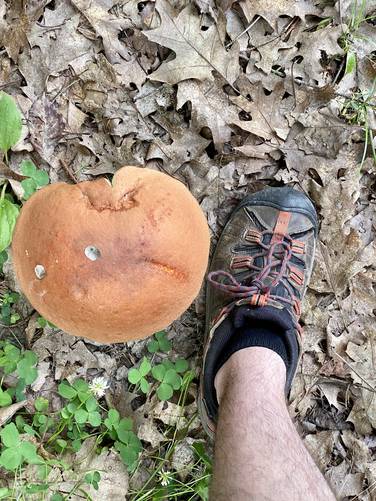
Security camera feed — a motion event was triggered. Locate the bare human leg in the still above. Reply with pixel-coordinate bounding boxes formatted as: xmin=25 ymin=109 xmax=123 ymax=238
xmin=210 ymin=347 xmax=336 ymax=501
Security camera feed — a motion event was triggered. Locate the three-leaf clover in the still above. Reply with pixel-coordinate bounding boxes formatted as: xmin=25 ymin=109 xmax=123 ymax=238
xmin=17 ymin=350 xmax=38 ymax=385
xmin=147 ymin=331 xmax=172 ymax=353
xmin=114 ymin=417 xmax=142 ymax=471
xmin=0 ymin=423 xmax=41 ymax=470
xmin=20 ymin=160 xmax=49 ymax=200
xmin=0 ymin=387 xmax=12 ymax=407
xmin=128 ymin=357 xmax=151 ymax=394
xmin=104 ymin=408 xmax=120 ymax=431
xmin=0 ymin=342 xmax=21 ymax=374
xmin=58 ymin=379 xmax=102 ymax=426
xmin=85 ymin=471 xmax=101 ymax=490
xmin=0 ymin=291 xmax=20 ymax=325
xmin=151 ymin=359 xmax=189 ymax=401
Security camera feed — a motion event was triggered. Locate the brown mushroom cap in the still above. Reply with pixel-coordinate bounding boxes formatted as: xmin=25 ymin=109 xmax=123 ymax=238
xmin=12 ymin=166 xmax=210 ymax=343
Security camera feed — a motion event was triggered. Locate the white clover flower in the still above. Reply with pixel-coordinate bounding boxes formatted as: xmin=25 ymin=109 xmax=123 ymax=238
xmin=158 ymin=468 xmax=172 ymax=487
xmin=89 ymin=376 xmax=109 ymax=397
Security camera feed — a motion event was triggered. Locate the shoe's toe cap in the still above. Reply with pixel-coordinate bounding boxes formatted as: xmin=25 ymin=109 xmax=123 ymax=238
xmin=243 ymin=187 xmax=318 ymax=230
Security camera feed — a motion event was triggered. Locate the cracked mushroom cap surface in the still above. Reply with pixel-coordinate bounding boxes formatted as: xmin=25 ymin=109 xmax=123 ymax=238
xmin=12 ymin=166 xmax=210 ymax=343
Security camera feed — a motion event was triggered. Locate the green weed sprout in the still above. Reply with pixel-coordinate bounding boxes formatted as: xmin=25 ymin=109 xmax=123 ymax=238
xmin=20 ymin=159 xmax=49 ymax=200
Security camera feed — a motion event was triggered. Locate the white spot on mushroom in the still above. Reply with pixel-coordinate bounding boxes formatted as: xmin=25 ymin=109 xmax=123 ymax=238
xmin=85 ymin=246 xmax=101 ymax=261
xmin=25 ymin=249 xmax=29 ymax=256
xmin=35 ymin=264 xmax=46 ymax=279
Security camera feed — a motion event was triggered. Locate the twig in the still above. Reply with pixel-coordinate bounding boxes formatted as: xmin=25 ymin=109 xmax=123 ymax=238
xmin=339 ymin=0 xmax=343 ymax=26
xmin=226 ymin=16 xmax=260 ymax=49
xmin=291 ymin=59 xmax=297 ymax=109
xmin=335 ymin=353 xmax=376 ymax=393
xmin=332 ymin=57 xmax=346 ymax=86
xmin=52 ymin=77 xmax=81 ymax=103
xmin=60 ymin=159 xmax=78 ymax=184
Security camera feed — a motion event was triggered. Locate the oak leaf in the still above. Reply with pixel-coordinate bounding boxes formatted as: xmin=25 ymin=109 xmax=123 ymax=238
xmin=145 ymin=0 xmax=239 ymax=85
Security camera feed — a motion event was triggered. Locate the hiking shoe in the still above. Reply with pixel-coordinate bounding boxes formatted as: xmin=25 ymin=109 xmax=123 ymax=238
xmin=199 ymin=187 xmax=318 ymax=438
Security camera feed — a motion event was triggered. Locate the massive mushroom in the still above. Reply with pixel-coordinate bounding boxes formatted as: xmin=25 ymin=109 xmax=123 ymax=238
xmin=12 ymin=166 xmax=210 ymax=343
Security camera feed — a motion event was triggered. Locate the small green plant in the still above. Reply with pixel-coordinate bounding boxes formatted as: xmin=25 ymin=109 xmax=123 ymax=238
xmin=129 ymin=331 xmax=191 ymax=402
xmin=36 ymin=315 xmax=56 ymax=329
xmin=58 ymin=379 xmax=103 ymax=433
xmin=147 ymin=330 xmax=172 ymax=353
xmin=0 ymin=340 xmax=38 ymax=404
xmin=129 ymin=434 xmax=212 ymax=501
xmin=340 ymin=81 xmax=376 ymax=165
xmin=151 ymin=359 xmax=189 ymax=401
xmin=0 ymin=343 xmax=114 ymax=497
xmin=56 ymin=379 xmax=143 ymax=471
xmin=0 ymin=184 xmax=19 ymax=253
xmin=0 ymin=423 xmax=42 ymax=470
xmin=104 ymin=409 xmax=142 ymax=471
xmin=0 ymin=93 xmax=50 ymax=253
xmin=20 ymin=159 xmax=49 ymax=200
xmin=128 ymin=356 xmax=152 ymax=394
xmin=310 ymin=17 xmax=333 ymax=31
xmin=127 ymin=353 xmax=190 ymax=402
xmin=338 ymin=0 xmax=376 ymax=75
xmin=0 ymin=91 xmax=22 ymax=163
xmin=84 ymin=470 xmax=101 ymax=491
xmin=0 ymin=291 xmax=20 ymax=325
xmin=0 ymin=250 xmax=7 ymax=273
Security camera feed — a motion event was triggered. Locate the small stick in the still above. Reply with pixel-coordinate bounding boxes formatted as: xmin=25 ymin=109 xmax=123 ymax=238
xmin=60 ymin=158 xmax=78 ymax=184
xmin=226 ymin=16 xmax=260 ymax=49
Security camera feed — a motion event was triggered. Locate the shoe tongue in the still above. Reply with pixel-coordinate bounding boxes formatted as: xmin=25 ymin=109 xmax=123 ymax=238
xmin=232 ymin=305 xmax=295 ymax=332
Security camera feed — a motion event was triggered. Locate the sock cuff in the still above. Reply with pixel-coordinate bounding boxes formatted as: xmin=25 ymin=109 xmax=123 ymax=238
xmin=214 ymin=321 xmax=289 ymax=377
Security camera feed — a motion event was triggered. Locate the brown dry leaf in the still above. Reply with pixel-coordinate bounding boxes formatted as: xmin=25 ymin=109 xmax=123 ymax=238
xmin=134 ymin=81 xmax=175 ymax=118
xmin=28 ymin=94 xmax=66 ymax=170
xmin=318 ymin=383 xmax=344 ymax=411
xmin=71 ymin=0 xmax=149 ymax=88
xmin=309 ymin=160 xmax=376 ymax=296
xmin=172 ymin=437 xmax=196 ymax=481
xmin=145 ymin=0 xmax=239 ymax=85
xmin=70 ymin=0 xmax=131 ymax=63
xmin=25 ymin=11 xmax=94 ymax=77
xmin=292 ymin=26 xmax=344 ymax=87
xmin=325 ymin=460 xmax=365 ymax=500
xmin=304 ymin=430 xmax=339 ymax=471
xmin=177 ymin=79 xmax=237 ymax=150
xmin=137 ymin=420 xmax=166 ymax=447
xmin=231 ymin=79 xmax=290 ymax=141
xmin=364 ymin=462 xmax=376 ymax=501
xmin=32 ymin=332 xmax=99 ymax=380
xmin=342 ymin=430 xmax=371 ymax=465
xmin=345 ymin=328 xmax=376 ymax=429
xmin=0 ymin=0 xmax=51 ymax=62
xmin=71 ymin=438 xmax=129 ymax=499
xmin=177 ymin=78 xmax=284 ymax=152
xmin=347 ymin=395 xmax=374 ymax=436
xmin=147 ymin=113 xmax=210 ymax=173
xmin=25 ymin=312 xmax=41 ymax=346
xmin=239 ymin=0 xmax=323 ymax=30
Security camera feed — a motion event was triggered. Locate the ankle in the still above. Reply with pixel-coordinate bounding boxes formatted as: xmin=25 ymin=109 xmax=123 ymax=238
xmin=214 ymin=346 xmax=287 ymax=404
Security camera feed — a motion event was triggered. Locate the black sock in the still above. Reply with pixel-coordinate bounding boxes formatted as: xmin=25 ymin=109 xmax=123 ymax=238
xmin=214 ymin=320 xmax=289 ymax=377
